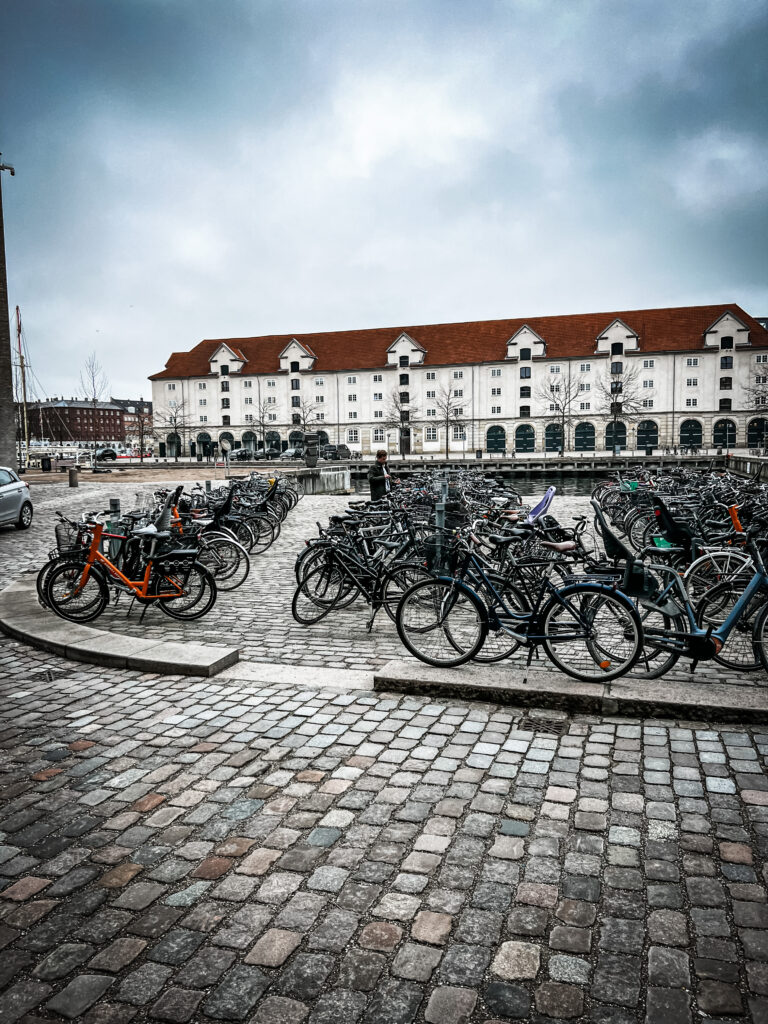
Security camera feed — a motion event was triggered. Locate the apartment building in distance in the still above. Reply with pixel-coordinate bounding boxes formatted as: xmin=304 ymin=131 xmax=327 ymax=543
xmin=149 ymin=304 xmax=768 ymax=457
xmin=25 ymin=398 xmax=126 ymax=444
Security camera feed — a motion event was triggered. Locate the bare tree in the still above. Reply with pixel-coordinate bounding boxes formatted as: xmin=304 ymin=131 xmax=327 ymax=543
xmin=535 ymin=365 xmax=582 ymax=454
xmin=594 ymin=361 xmax=645 ymax=451
xmin=742 ymin=374 xmax=768 ymax=412
xmin=133 ymin=407 xmax=156 ymax=463
xmin=431 ymin=385 xmax=469 ymax=458
xmin=292 ymin=398 xmax=319 ymax=435
xmin=157 ymin=398 xmax=190 ymax=461
xmin=382 ymin=388 xmax=420 ymax=458
xmin=79 ymin=353 xmax=109 ymax=442
xmin=252 ymin=399 xmax=273 ymax=453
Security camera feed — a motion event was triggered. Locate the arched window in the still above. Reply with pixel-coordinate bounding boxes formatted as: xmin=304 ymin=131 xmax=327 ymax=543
xmin=748 ymin=418 xmax=768 ymax=448
xmin=515 ymin=424 xmax=535 ymax=453
xmin=317 ymin=431 xmax=330 ymax=446
xmin=486 ymin=426 xmax=506 ymax=453
xmin=545 ymin=423 xmax=563 ymax=452
xmin=574 ymin=423 xmax=595 ymax=451
xmin=242 ymin=431 xmax=257 ymax=453
xmin=636 ymin=420 xmax=658 ymax=449
xmin=197 ymin=431 xmax=212 ymax=456
xmin=605 ymin=422 xmax=627 ymax=451
xmin=166 ymin=433 xmax=181 ymax=457
xmin=266 ymin=431 xmax=281 ymax=450
xmin=712 ymin=419 xmax=736 ymax=449
xmin=289 ymin=430 xmax=303 ymax=446
xmin=219 ymin=431 xmax=235 ymax=449
xmin=679 ymin=420 xmax=702 ymax=447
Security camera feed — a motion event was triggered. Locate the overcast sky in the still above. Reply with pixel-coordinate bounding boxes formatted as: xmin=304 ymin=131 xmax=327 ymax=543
xmin=2 ymin=0 xmax=767 ymax=399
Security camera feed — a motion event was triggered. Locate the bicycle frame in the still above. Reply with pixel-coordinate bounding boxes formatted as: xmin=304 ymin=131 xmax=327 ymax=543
xmin=73 ymin=523 xmax=186 ymax=601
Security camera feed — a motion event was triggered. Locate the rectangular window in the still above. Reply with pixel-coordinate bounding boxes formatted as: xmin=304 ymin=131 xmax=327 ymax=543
xmin=550 ymin=383 xmax=561 ymax=393
xmin=611 ymin=380 xmax=623 ymax=394
xmin=550 ymin=365 xmax=560 ymax=374
xmin=453 ymin=370 xmax=463 ymax=379
xmin=221 ymin=398 xmax=230 ymax=408
xmin=199 ymin=415 xmax=207 ymax=423
xmin=426 ymin=390 xmax=436 ymax=399
xmin=220 ymin=365 xmax=229 ymax=375
xmin=374 ymin=410 xmax=383 ymax=418
xmin=399 ymin=356 xmax=409 ymax=367
xmin=199 ymin=399 xmax=207 ymax=406
xmin=267 ymin=396 xmax=276 ymax=404
xmin=426 ymin=409 xmax=436 ymax=417
xmin=452 ymin=425 xmax=466 ymax=440
xmin=611 ymin=342 xmax=623 ymax=356
xmin=221 ymin=380 xmax=230 ymax=392
xmin=454 ymin=407 xmax=464 ymax=416
xmin=579 ymin=402 xmax=590 ymax=411
xmin=642 ymin=399 xmax=654 ymax=408
xmin=580 ymin=363 xmax=591 ymax=372
xmin=453 ymin=389 xmax=463 ymax=397
xmin=491 ymin=387 xmax=501 ymax=396
xmin=756 ymin=354 xmax=768 ymax=364
xmin=348 ymin=411 xmax=357 ymax=420
xmin=167 ymin=383 xmax=176 ymax=390
xmin=244 ymin=414 xmax=253 ymax=422
xmin=426 ymin=372 xmax=436 ymax=380
xmin=720 ymin=377 xmax=733 ymax=390
xmin=315 ymin=395 xmax=324 ymax=403
xmin=268 ymin=413 xmax=277 ymax=421
xmin=719 ymin=398 xmax=732 ymax=411
xmin=686 ymin=378 xmax=697 ymax=387
xmin=291 ymin=396 xmax=300 ymax=407
xmin=520 ymin=405 xmax=530 ymax=417
xmin=425 ymin=426 xmax=437 ymax=441
xmin=348 ymin=394 xmax=357 ymax=402
xmin=373 ymin=428 xmax=385 ymax=442
xmin=720 ymin=336 xmax=734 ymax=350
xmin=347 ymin=376 xmax=357 ymax=384
xmin=291 ymin=379 xmax=300 ymax=391
xmin=373 ymin=393 xmax=382 ymax=401
xmin=267 ymin=380 xmax=276 ymax=388
xmin=720 ymin=356 xmax=733 ymax=370
xmin=314 ymin=377 xmax=324 ymax=386
xmin=685 ymin=398 xmax=698 ymax=407
xmin=399 ymin=373 xmax=409 ymax=386
xmin=757 ymin=375 xmax=768 ymax=385
xmin=373 ymin=374 xmax=382 ymax=382
xmin=611 ymin=361 xmax=623 ymax=375
xmin=316 ymin=413 xmax=325 ymax=421
xmin=643 ymin=359 xmax=655 ymax=369
xmin=549 ymin=403 xmax=556 ymax=412
xmin=244 ymin=397 xmax=253 ymax=405
xmin=520 ymin=367 xmax=531 ymax=379
xmin=491 ymin=368 xmax=502 ymax=377
xmin=222 ymin=415 xmax=230 ymax=426
xmin=686 ymin=358 xmax=698 ymax=367
xmin=198 ymin=382 xmax=206 ymax=390
xmin=492 ymin=406 xmax=501 ymax=414
xmin=520 ymin=386 xmax=531 ymax=398
xmin=643 ymin=380 xmax=654 ymax=388
xmin=243 ymin=380 xmax=252 ymax=388
xmin=579 ymin=382 xmax=591 ymax=392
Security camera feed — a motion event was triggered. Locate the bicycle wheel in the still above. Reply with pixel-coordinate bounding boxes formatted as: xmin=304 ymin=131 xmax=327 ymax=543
xmin=472 ymin=581 xmax=529 ymax=664
xmin=541 ymin=585 xmax=641 ymax=682
xmin=630 ymin=605 xmax=685 ymax=679
xmin=381 ymin=561 xmax=433 ymax=621
xmin=246 ymin=516 xmax=276 ymax=555
xmin=695 ymin=581 xmax=762 ymax=672
xmin=198 ymin=536 xmax=250 ymax=591
xmin=683 ymin=550 xmax=752 ymax=606
xmin=292 ymin=564 xmax=344 ymax=625
xmin=156 ymin=563 xmax=217 ymax=620
xmin=45 ymin=562 xmax=109 ymax=623
xmin=396 ymin=578 xmax=487 ymax=667
xmin=752 ymin=603 xmax=768 ymax=675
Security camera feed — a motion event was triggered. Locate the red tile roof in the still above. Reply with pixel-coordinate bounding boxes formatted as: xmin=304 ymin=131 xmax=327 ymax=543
xmin=149 ymin=304 xmax=768 ymax=380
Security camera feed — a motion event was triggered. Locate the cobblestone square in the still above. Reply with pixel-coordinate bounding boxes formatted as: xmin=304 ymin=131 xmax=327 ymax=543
xmin=0 ymin=480 xmax=767 ymax=1021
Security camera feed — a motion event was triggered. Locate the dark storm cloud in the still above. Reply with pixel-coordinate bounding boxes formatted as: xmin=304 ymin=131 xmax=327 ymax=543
xmin=1 ymin=0 xmax=766 ymax=396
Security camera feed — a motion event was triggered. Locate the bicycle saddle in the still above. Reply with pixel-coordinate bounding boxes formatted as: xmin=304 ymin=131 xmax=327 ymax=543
xmin=540 ymin=540 xmax=578 ymax=552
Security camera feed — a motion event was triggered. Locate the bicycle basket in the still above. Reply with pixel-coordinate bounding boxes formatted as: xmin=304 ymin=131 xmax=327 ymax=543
xmin=55 ymin=522 xmax=83 ymax=556
xmin=423 ymin=535 xmax=459 ymax=575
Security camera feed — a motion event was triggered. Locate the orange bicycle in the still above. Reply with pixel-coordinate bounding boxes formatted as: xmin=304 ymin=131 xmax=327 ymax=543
xmin=44 ymin=518 xmax=217 ymax=623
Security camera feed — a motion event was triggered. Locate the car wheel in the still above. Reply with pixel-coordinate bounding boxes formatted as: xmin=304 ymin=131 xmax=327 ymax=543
xmin=16 ymin=501 xmax=33 ymax=530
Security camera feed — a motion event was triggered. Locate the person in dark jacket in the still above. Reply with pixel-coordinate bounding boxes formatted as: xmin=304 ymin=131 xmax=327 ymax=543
xmin=368 ymin=450 xmax=392 ymax=501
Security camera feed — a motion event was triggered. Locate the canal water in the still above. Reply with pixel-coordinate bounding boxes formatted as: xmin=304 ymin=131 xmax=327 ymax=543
xmin=353 ymin=471 xmax=602 ymax=497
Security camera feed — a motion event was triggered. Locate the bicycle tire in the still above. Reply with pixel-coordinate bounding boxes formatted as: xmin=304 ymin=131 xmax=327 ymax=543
xmin=751 ymin=602 xmax=768 ymax=675
xmin=156 ymin=563 xmax=218 ymax=620
xmin=396 ymin=577 xmax=488 ymax=668
xmin=381 ymin=561 xmax=433 ymax=622
xmin=472 ymin=580 xmax=529 ymax=663
xmin=695 ymin=581 xmax=762 ymax=672
xmin=630 ymin=605 xmax=685 ymax=679
xmin=198 ymin=536 xmax=250 ymax=591
xmin=292 ymin=564 xmax=344 ymax=625
xmin=45 ymin=561 xmax=110 ymax=623
xmin=541 ymin=584 xmax=641 ymax=682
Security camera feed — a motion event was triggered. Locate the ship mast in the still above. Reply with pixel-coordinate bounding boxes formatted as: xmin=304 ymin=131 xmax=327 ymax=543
xmin=16 ymin=306 xmax=29 ymax=469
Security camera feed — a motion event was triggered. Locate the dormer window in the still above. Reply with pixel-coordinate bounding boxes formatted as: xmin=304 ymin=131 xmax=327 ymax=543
xmin=721 ymin=337 xmax=734 ymax=350
xmin=399 ymin=356 xmax=410 ymax=367
xmin=520 ymin=348 xmax=531 ymax=361
xmin=611 ymin=343 xmax=623 ymax=356
xmin=220 ymin=365 xmax=229 ymax=375
xmin=290 ymin=360 xmax=300 ymax=372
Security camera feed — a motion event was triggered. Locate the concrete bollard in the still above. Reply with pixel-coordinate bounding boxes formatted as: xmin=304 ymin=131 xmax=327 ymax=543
xmin=68 ymin=467 xmax=78 ymax=488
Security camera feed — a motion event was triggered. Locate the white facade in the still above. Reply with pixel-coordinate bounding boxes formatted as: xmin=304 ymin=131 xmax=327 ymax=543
xmin=150 ymin=310 xmax=768 ymax=456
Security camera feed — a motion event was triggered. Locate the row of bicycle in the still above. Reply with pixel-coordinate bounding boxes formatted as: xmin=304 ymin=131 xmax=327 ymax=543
xmin=290 ymin=467 xmax=768 ymax=682
xmin=38 ymin=474 xmax=300 ymax=622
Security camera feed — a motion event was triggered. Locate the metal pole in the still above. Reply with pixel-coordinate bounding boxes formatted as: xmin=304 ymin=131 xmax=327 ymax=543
xmin=0 ymin=157 xmax=16 ymax=469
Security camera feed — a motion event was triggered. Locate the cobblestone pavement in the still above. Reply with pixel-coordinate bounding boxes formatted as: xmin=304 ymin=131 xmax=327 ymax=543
xmin=1 ymin=480 xmax=765 ymax=687
xmin=1 ymin=667 xmax=768 ymax=1024
xmin=1 ymin=480 xmax=768 ymax=1023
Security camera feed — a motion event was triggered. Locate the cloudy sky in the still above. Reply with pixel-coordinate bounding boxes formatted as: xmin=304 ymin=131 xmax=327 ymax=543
xmin=2 ymin=0 xmax=767 ymax=398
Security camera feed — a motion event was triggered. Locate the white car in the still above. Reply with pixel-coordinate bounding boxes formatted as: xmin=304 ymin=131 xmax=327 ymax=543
xmin=0 ymin=467 xmax=33 ymax=530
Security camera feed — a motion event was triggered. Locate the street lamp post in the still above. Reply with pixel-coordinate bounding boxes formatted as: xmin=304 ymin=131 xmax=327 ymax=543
xmin=0 ymin=156 xmax=16 ymax=469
